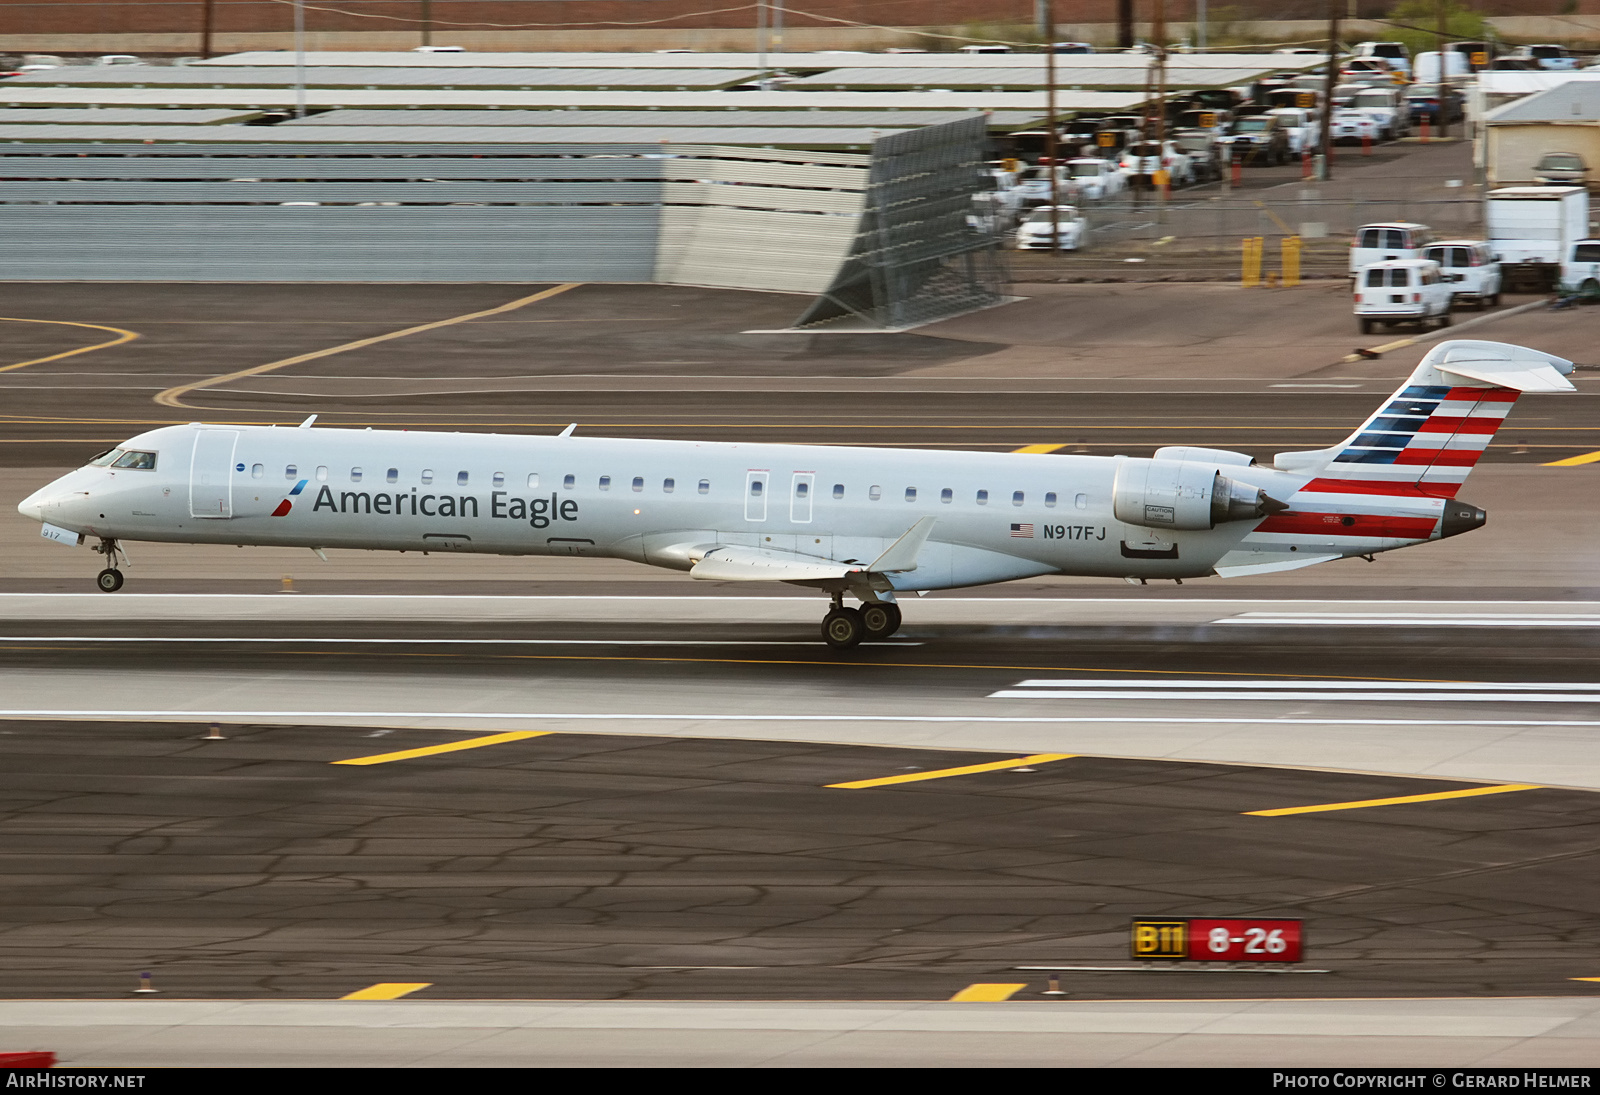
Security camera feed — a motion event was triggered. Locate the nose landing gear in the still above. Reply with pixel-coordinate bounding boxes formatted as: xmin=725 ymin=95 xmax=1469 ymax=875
xmin=91 ymin=538 xmax=127 ymax=593
xmin=821 ymin=594 xmax=903 ymax=649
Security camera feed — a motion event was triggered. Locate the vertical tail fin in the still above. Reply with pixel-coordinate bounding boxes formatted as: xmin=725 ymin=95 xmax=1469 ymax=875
xmin=1275 ymin=340 xmax=1574 ymax=498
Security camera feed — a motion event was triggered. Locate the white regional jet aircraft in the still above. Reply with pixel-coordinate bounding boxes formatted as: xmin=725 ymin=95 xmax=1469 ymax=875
xmin=17 ymin=340 xmax=1574 ymax=649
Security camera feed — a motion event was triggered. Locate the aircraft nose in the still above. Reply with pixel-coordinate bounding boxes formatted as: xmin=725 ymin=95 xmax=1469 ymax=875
xmin=17 ymin=487 xmax=49 ymax=522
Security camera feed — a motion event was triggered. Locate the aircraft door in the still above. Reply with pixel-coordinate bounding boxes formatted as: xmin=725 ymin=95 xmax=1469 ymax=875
xmin=790 ymin=472 xmax=814 ymax=523
xmin=744 ymin=470 xmax=768 ymax=522
xmin=189 ymin=429 xmax=239 ymax=519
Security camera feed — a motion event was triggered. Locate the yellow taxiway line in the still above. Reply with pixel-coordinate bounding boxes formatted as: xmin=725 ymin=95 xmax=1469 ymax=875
xmin=828 ymin=753 xmax=1074 ymax=789
xmin=154 ymin=283 xmax=581 ymax=408
xmin=1544 ymin=451 xmax=1600 ymax=467
xmin=341 ymin=983 xmax=432 ymax=1000
xmin=949 ymin=983 xmax=1027 ymax=1002
xmin=0 ymin=317 xmax=140 ymax=374
xmin=1245 ymin=783 xmax=1540 ymax=816
xmin=333 ymin=730 xmax=551 ymax=766
xmin=1012 ymin=443 xmax=1068 ymax=454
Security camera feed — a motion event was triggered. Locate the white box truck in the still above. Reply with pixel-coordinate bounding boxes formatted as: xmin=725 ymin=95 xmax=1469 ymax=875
xmin=1485 ymin=185 xmax=1590 ymax=291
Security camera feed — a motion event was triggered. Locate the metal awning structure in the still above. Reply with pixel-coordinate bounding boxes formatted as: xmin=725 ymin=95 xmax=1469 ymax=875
xmin=276 ymin=108 xmax=1044 ymax=129
xmin=0 ymin=123 xmax=920 ymax=149
xmin=194 ymin=50 xmax=1326 ymax=72
xmin=7 ymin=67 xmax=759 ymax=89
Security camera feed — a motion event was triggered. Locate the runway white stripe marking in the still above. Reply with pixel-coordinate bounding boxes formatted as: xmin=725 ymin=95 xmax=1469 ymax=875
xmin=3 ymin=710 xmax=1600 ymax=729
xmin=0 ymin=636 xmax=921 ymax=648
xmin=989 ymin=691 xmax=1600 ymax=703
xmin=1219 ymin=614 xmax=1600 ymax=627
xmin=1013 ymin=679 xmax=1600 ymax=691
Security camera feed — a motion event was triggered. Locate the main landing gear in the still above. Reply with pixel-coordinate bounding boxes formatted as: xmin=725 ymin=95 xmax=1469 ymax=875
xmin=92 ymin=538 xmax=126 ymax=593
xmin=821 ymin=594 xmax=902 ymax=650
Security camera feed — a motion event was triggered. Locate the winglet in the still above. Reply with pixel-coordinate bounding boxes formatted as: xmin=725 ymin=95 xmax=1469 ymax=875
xmin=558 ymin=423 xmax=577 ymax=438
xmin=868 ymin=517 xmax=937 ymax=573
xmin=298 ymin=415 xmax=317 ymax=429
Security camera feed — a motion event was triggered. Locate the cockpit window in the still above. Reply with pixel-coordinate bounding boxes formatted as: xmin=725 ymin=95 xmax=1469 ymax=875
xmin=88 ymin=448 xmax=124 ymax=467
xmin=111 ymin=450 xmax=156 ymax=470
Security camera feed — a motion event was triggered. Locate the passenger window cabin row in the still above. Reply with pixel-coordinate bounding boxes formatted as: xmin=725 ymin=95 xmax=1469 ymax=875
xmin=262 ymin=465 xmax=1091 ymax=511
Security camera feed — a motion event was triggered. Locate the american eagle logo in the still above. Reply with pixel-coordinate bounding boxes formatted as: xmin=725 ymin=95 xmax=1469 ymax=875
xmin=272 ymin=480 xmax=309 ymax=517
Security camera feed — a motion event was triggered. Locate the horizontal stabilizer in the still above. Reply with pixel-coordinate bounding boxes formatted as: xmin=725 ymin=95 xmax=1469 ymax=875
xmin=1433 ymin=340 xmax=1575 ymax=392
xmin=690 ymin=545 xmax=861 ymax=583
xmin=1213 ymin=551 xmax=1341 ymax=578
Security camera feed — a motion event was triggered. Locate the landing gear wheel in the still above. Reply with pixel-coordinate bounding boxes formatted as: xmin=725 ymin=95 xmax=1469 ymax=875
xmin=821 ymin=607 xmax=864 ymax=649
xmin=1488 ymin=292 xmax=1501 ymax=307
xmin=1438 ymin=307 xmax=1453 ymax=328
xmin=859 ymin=602 xmax=902 ymax=641
xmin=96 ymin=568 xmax=124 ymax=593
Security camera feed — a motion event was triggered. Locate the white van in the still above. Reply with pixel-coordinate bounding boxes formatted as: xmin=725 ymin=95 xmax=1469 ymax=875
xmin=1350 ymin=222 xmax=1434 ymax=275
xmin=1355 ymin=41 xmax=1411 ymax=76
xmin=1355 ymin=259 xmax=1454 ymax=333
xmin=1561 ymin=238 xmax=1600 ymax=294
xmin=1421 ymin=240 xmax=1502 ymax=309
xmin=1412 ymin=50 xmax=1470 ymax=85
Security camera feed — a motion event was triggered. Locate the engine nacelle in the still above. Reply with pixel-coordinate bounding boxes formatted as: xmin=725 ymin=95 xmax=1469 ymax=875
xmin=1112 ymin=458 xmax=1285 ymax=531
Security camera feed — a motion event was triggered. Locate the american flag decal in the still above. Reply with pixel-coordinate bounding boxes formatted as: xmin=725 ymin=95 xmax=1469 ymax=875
xmin=1010 ymin=523 xmax=1034 ymax=538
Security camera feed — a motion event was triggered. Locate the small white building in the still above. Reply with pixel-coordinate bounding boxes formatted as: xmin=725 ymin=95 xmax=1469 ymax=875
xmin=1482 ymin=79 xmax=1600 ymax=188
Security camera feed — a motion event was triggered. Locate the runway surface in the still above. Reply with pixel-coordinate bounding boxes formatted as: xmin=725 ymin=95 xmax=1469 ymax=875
xmin=8 ymin=998 xmax=1600 ymax=1067
xmin=5 ymin=278 xmax=1600 ymax=1065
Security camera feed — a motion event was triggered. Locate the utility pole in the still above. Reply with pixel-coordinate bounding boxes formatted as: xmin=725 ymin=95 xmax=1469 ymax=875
xmin=1436 ymin=0 xmax=1449 ymax=138
xmin=1154 ymin=0 xmax=1167 ymax=219
xmin=1317 ymin=0 xmax=1340 ymax=180
xmin=1045 ymin=0 xmax=1059 ymax=258
xmin=421 ymin=0 xmax=431 ymax=48
xmin=756 ymin=0 xmax=767 ymax=87
xmin=1118 ymin=0 xmax=1134 ymax=50
xmin=293 ymin=0 xmax=306 ymax=119
xmin=200 ymin=0 xmax=215 ymax=59
xmin=1196 ymin=0 xmax=1207 ymax=51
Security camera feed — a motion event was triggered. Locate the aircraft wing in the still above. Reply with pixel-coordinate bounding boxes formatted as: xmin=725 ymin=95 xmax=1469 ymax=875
xmin=690 ymin=544 xmax=864 ymax=582
xmin=688 ymin=517 xmax=939 ymax=583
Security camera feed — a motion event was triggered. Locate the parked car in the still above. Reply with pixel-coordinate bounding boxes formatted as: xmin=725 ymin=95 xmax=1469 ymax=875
xmin=1118 ymin=141 xmax=1195 ymax=188
xmin=93 ymin=54 xmax=143 ymax=66
xmin=1354 ymin=259 xmax=1454 ymax=333
xmin=958 ymin=44 xmax=1011 ymax=54
xmin=1405 ymin=84 xmax=1464 ymax=126
xmin=1534 ymin=152 xmax=1589 ymax=186
xmin=1421 ymin=240 xmax=1502 ymax=309
xmin=1219 ymin=114 xmax=1290 ymax=165
xmin=1047 ymin=42 xmax=1095 ymax=53
xmin=1354 ymin=41 xmax=1412 ymax=77
xmin=1350 ymin=222 xmax=1435 ymax=275
xmin=1513 ymin=44 xmax=1577 ymax=71
xmin=1174 ymin=108 xmax=1230 ymax=137
xmin=1063 ymin=157 xmax=1127 ymax=200
xmin=1560 ymin=238 xmax=1600 ymax=294
xmin=1015 ymin=205 xmax=1087 ymax=250
xmin=1266 ymin=107 xmax=1320 ymax=155
xmin=1345 ymin=86 xmax=1409 ymax=140
xmin=1172 ymin=130 xmax=1222 ymax=181
xmin=1330 ymin=107 xmax=1383 ymax=145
